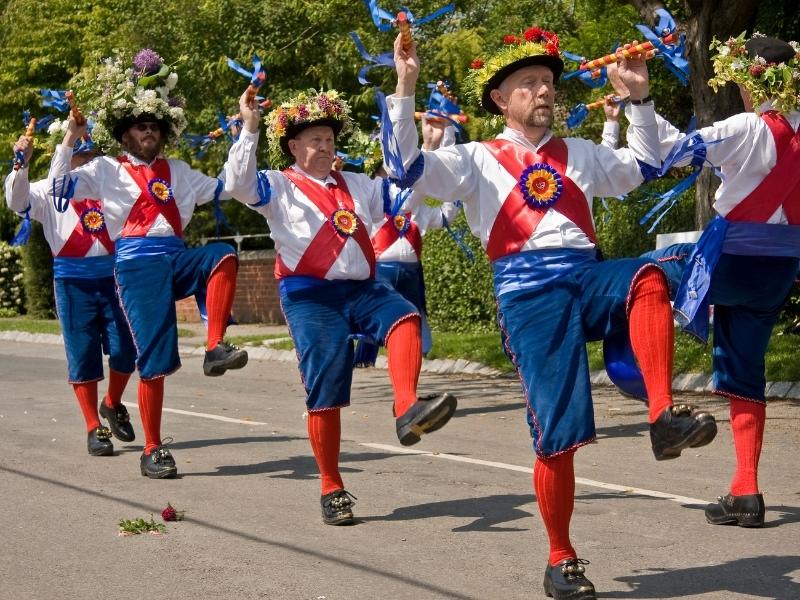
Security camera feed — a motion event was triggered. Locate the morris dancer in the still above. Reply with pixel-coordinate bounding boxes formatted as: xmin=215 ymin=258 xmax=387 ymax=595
xmin=386 ymin=27 xmax=717 ymax=599
xmin=48 ymin=50 xmax=247 ymax=479
xmin=624 ymin=34 xmax=800 ymax=528
xmin=226 ymin=88 xmax=457 ymax=527
xmin=353 ymin=122 xmax=461 ymax=365
xmin=6 ymin=133 xmax=135 ymax=457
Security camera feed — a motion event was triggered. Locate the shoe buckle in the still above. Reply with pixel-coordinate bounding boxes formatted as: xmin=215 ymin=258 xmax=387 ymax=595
xmin=96 ymin=427 xmax=112 ymax=441
xmin=561 ymin=558 xmax=589 ymax=578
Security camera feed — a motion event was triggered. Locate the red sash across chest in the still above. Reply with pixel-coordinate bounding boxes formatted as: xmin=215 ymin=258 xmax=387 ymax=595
xmin=56 ymin=199 xmax=115 ymax=257
xmin=724 ymin=111 xmax=800 ymax=225
xmin=372 ymin=213 xmax=422 ymax=259
xmin=481 ymin=138 xmax=596 ymax=261
xmin=275 ymin=169 xmax=376 ymax=279
xmin=117 ymin=156 xmax=184 ymax=237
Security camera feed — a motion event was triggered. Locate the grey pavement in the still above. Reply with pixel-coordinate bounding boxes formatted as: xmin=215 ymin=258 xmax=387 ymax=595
xmin=1 ymin=339 xmax=799 ymax=600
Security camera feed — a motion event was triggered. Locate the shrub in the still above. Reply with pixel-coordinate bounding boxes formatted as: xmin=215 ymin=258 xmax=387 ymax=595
xmin=0 ymin=241 xmax=24 ymax=315
xmin=21 ymin=222 xmax=54 ymax=318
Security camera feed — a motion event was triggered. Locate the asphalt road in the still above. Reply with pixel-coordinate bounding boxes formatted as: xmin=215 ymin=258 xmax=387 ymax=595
xmin=1 ymin=340 xmax=798 ymax=600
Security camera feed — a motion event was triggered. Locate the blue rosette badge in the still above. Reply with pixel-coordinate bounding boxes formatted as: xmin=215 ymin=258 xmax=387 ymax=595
xmin=519 ymin=163 xmax=563 ymax=209
xmin=148 ymin=178 xmax=174 ymax=205
xmin=80 ymin=207 xmax=106 ymax=233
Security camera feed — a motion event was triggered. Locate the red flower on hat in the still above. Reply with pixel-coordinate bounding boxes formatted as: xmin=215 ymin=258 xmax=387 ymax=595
xmin=471 ymin=58 xmax=484 ymax=69
xmin=750 ymin=64 xmax=766 ymax=77
xmin=503 ymin=35 xmax=518 ymax=45
xmin=524 ymin=27 xmax=544 ymax=42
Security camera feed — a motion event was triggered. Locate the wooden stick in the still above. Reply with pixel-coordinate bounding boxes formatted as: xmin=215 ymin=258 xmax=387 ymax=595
xmin=396 ymin=12 xmax=412 ymax=51
xmin=588 ymin=48 xmax=657 ymax=79
xmin=415 ymin=111 xmax=468 ymax=124
xmin=581 ymin=34 xmax=675 ymax=71
xmin=65 ymin=90 xmax=86 ymax=126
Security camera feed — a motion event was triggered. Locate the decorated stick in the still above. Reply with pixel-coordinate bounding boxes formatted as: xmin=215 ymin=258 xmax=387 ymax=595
xmin=396 ymin=11 xmax=413 ymax=50
xmin=415 ymin=111 xmax=468 ymax=124
xmin=65 ymin=90 xmax=86 ymax=126
xmin=588 ymin=48 xmax=657 ymax=79
xmin=13 ymin=117 xmax=37 ymax=171
xmin=585 ymin=95 xmax=624 ymax=111
xmin=578 ymin=34 xmax=675 ymax=72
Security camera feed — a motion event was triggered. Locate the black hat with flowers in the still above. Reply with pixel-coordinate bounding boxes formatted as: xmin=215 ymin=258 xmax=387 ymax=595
xmin=465 ymin=26 xmax=563 ymax=115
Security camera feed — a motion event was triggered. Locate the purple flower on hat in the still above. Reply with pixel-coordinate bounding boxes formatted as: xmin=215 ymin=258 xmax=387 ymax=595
xmin=297 ymin=103 xmax=309 ymax=119
xmin=168 ymin=96 xmax=185 ymax=108
xmin=133 ymin=49 xmax=164 ymax=76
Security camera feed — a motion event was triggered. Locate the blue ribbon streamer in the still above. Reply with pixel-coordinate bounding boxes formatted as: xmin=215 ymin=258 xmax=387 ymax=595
xmin=350 ymin=31 xmax=395 ymax=85
xmin=10 ymin=209 xmax=32 ymax=247
xmin=442 ymin=202 xmax=474 ymax=262
xmin=226 ymin=55 xmax=265 ymax=88
xmin=249 ymin=170 xmax=272 ymax=208
xmin=635 ymin=8 xmax=689 ymax=86
xmin=362 ymin=0 xmax=454 ymax=31
xmin=40 ymin=89 xmax=70 ymax=112
xmin=374 ymin=88 xmax=407 ymax=181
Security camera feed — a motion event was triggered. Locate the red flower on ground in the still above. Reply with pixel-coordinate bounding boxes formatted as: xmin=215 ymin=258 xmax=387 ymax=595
xmin=161 ymin=503 xmax=185 ymax=522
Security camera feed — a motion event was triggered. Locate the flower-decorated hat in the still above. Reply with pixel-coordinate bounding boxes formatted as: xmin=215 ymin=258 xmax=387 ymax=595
xmin=265 ymin=89 xmax=354 ymax=169
xmin=70 ymin=49 xmax=187 ymax=150
xmin=709 ymin=33 xmax=800 ymax=114
xmin=465 ymin=26 xmax=563 ymax=115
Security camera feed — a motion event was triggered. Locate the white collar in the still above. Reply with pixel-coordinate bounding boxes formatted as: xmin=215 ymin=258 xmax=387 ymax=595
xmin=497 ymin=126 xmax=553 ymax=151
xmin=123 ymin=152 xmax=160 ymax=167
xmin=290 ymin=163 xmax=336 ymax=186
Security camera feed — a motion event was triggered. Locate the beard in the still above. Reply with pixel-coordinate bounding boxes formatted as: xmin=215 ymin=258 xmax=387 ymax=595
xmin=524 ymin=106 xmax=554 ymax=129
xmin=124 ymin=136 xmax=162 ymax=162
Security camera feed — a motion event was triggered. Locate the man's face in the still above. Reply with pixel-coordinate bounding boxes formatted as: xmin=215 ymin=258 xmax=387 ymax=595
xmin=121 ymin=121 xmax=164 ymax=161
xmin=288 ymin=126 xmax=336 ymax=177
xmin=492 ymin=65 xmax=556 ymax=129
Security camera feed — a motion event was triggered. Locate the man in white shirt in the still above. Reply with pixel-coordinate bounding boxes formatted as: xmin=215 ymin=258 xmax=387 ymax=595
xmin=623 ymin=34 xmax=800 ymax=529
xmin=385 ymin=26 xmax=717 ymax=600
xmin=227 ymin=89 xmax=457 ymax=527
xmin=6 ymin=135 xmax=135 ymax=457
xmin=49 ymin=50 xmax=247 ymax=479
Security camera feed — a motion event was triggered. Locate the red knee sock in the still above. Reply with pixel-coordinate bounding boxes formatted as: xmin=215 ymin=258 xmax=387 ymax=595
xmin=729 ymin=400 xmax=766 ymax=496
xmin=307 ymin=409 xmax=344 ymax=495
xmin=386 ymin=317 xmax=422 ymax=419
xmin=138 ymin=377 xmax=164 ymax=455
xmin=534 ymin=450 xmax=577 ymax=566
xmin=103 ymin=369 xmax=131 ymax=408
xmin=206 ymin=256 xmax=237 ymax=351
xmin=628 ymin=268 xmax=674 ymax=423
xmin=72 ymin=381 xmax=101 ymax=432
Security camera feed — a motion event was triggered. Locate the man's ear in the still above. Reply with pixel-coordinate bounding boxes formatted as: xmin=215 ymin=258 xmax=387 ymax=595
xmin=287 ymin=138 xmax=298 ymax=158
xmin=489 ymin=88 xmax=507 ymax=113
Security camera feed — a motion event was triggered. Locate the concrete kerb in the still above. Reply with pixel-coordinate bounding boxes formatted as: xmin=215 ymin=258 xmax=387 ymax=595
xmin=2 ymin=329 xmax=799 ymax=400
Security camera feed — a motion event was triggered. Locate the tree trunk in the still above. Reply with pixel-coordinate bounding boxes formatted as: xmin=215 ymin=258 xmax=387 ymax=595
xmin=625 ymin=0 xmax=760 ymax=228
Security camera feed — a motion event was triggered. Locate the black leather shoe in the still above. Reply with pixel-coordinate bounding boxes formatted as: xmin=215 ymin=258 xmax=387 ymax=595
xmin=396 ymin=392 xmax=457 ymax=446
xmin=321 ymin=489 xmax=356 ymax=526
xmin=140 ymin=446 xmax=178 ymax=479
xmin=87 ymin=426 xmax=114 ymax=456
xmin=99 ymin=400 xmax=135 ymax=442
xmin=204 ymin=341 xmax=248 ymax=376
xmin=543 ymin=558 xmax=597 ymax=600
xmin=705 ymin=493 xmax=765 ymax=528
xmin=650 ymin=403 xmax=717 ymax=460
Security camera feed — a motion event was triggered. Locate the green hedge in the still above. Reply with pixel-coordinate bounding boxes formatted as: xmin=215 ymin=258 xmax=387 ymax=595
xmin=0 ymin=241 xmax=24 ymax=316
xmin=21 ymin=222 xmax=54 ymax=318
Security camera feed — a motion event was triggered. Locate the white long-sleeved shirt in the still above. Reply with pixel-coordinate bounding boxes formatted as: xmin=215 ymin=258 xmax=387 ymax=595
xmin=626 ymin=101 xmax=800 ymax=223
xmin=5 ymin=168 xmax=111 ymax=257
xmin=372 ymin=199 xmax=461 ymax=263
xmin=383 ymin=94 xmax=660 ymax=252
xmin=47 ymin=144 xmax=228 ymax=240
xmin=224 ymin=129 xmax=385 ymax=280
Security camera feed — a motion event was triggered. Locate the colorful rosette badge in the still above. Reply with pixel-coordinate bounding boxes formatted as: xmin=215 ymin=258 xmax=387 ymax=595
xmin=519 ymin=163 xmax=563 ymax=209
